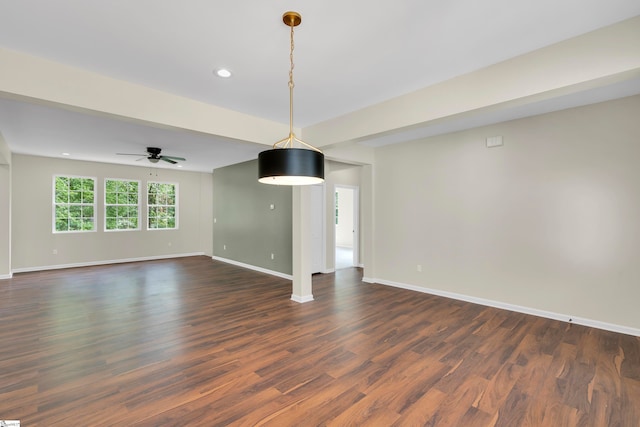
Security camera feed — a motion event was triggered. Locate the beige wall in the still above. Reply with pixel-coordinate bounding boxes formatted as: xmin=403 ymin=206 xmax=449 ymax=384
xmin=373 ymin=95 xmax=640 ymax=331
xmin=11 ymin=154 xmax=213 ymax=270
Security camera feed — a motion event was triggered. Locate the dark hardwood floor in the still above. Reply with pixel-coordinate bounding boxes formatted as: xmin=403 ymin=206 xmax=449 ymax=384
xmin=1 ymin=256 xmax=639 ymax=426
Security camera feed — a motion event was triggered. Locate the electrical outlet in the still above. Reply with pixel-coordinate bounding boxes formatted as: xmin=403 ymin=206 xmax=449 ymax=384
xmin=417 ymin=264 xmax=422 ymax=272
xmin=223 ymin=244 xmax=226 ymax=250
xmin=271 ymin=253 xmax=275 ymax=260
xmin=52 ymin=249 xmax=58 ymax=255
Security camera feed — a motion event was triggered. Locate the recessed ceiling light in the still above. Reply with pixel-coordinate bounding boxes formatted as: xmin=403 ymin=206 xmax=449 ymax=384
xmin=61 ymin=152 xmax=70 ymax=156
xmin=177 ymin=165 xmax=183 ymax=168
xmin=215 ymin=68 xmax=232 ymax=78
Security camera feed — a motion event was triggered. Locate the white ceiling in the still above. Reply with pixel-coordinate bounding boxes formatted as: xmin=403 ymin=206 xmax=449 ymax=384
xmin=1 ymin=1 xmax=639 ymax=172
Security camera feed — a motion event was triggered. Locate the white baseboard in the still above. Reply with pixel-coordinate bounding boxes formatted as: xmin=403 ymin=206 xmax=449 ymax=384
xmin=291 ymin=294 xmax=314 ymax=303
xmin=0 ymin=272 xmax=13 ymax=280
xmin=212 ymin=256 xmax=293 ymax=280
xmin=11 ymin=252 xmax=205 ymax=274
xmin=370 ymin=277 xmax=640 ymax=337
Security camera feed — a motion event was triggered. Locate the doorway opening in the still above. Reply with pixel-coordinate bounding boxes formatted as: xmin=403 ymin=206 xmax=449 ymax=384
xmin=334 ymin=185 xmax=359 ymax=270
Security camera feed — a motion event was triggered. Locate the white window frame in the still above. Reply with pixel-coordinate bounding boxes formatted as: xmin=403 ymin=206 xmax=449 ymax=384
xmin=104 ymin=178 xmax=141 ymax=232
xmin=147 ymin=181 xmax=179 ymax=230
xmin=52 ymin=174 xmax=97 ymax=233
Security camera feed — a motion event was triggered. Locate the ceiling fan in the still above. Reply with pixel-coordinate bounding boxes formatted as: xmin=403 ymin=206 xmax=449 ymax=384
xmin=117 ymin=147 xmax=186 ymax=164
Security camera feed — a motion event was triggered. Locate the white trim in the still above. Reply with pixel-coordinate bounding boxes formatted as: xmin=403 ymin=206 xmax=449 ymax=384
xmin=212 ymin=256 xmax=293 ymax=280
xmin=11 ymin=252 xmax=204 ymax=274
xmin=322 ymin=268 xmax=336 ymax=274
xmin=370 ymin=277 xmax=640 ymax=337
xmin=0 ymin=272 xmax=13 ymax=280
xmin=291 ymin=294 xmax=314 ymax=303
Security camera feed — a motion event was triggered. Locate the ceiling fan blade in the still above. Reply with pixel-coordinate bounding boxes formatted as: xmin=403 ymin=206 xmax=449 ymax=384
xmin=161 ymin=158 xmax=178 ymax=164
xmin=117 ymin=153 xmax=147 ymax=156
xmin=161 ymin=155 xmax=186 ymax=161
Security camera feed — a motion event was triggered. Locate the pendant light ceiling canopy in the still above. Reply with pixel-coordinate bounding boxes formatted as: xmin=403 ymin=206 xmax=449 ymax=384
xmin=258 ymin=11 xmax=324 ymax=186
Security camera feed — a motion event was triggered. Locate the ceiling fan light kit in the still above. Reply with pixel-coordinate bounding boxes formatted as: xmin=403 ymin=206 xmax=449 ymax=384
xmin=258 ymin=11 xmax=324 ymax=186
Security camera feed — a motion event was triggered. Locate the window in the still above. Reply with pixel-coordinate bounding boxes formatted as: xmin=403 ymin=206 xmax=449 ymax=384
xmin=147 ymin=181 xmax=178 ymax=229
xmin=53 ymin=175 xmax=96 ymax=232
xmin=105 ymin=179 xmax=140 ymax=231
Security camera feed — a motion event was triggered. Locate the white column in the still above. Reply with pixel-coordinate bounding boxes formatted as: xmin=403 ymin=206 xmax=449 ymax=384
xmin=291 ymin=186 xmax=314 ymax=302
xmin=0 ymin=137 xmax=11 ymax=279
xmin=361 ymin=164 xmax=375 ymax=283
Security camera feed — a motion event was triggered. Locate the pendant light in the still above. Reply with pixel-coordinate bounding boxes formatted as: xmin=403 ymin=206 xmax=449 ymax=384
xmin=258 ymin=11 xmax=324 ymax=185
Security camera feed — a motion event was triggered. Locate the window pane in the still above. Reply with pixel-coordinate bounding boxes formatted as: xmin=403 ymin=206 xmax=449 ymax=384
xmin=106 ymin=192 xmax=117 ymax=204
xmin=70 ymin=178 xmax=82 ymax=191
xmin=117 ymin=193 xmax=128 ymax=204
xmin=56 ymin=219 xmax=69 ymax=232
xmin=69 ymin=191 xmax=82 ymax=203
xmin=55 ymin=190 xmax=68 ymax=203
xmin=82 ymin=191 xmax=94 ymax=203
xmin=56 ymin=205 xmax=69 ymax=218
xmin=56 ymin=176 xmax=69 ymax=191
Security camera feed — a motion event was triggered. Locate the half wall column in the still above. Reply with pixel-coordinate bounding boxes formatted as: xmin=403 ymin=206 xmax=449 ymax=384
xmin=291 ymin=186 xmax=313 ymax=302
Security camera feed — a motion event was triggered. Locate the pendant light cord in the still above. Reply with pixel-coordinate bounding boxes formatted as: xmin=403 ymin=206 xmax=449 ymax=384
xmin=271 ymin=13 xmax=322 ymax=153
xmin=288 ymin=24 xmax=295 ymax=143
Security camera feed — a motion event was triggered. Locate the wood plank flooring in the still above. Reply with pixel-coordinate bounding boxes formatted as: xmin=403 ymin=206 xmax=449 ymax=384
xmin=0 ymin=256 xmax=639 ymax=426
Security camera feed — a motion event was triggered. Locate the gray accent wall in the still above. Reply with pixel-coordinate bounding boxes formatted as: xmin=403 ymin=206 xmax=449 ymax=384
xmin=213 ymin=159 xmax=292 ymax=275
